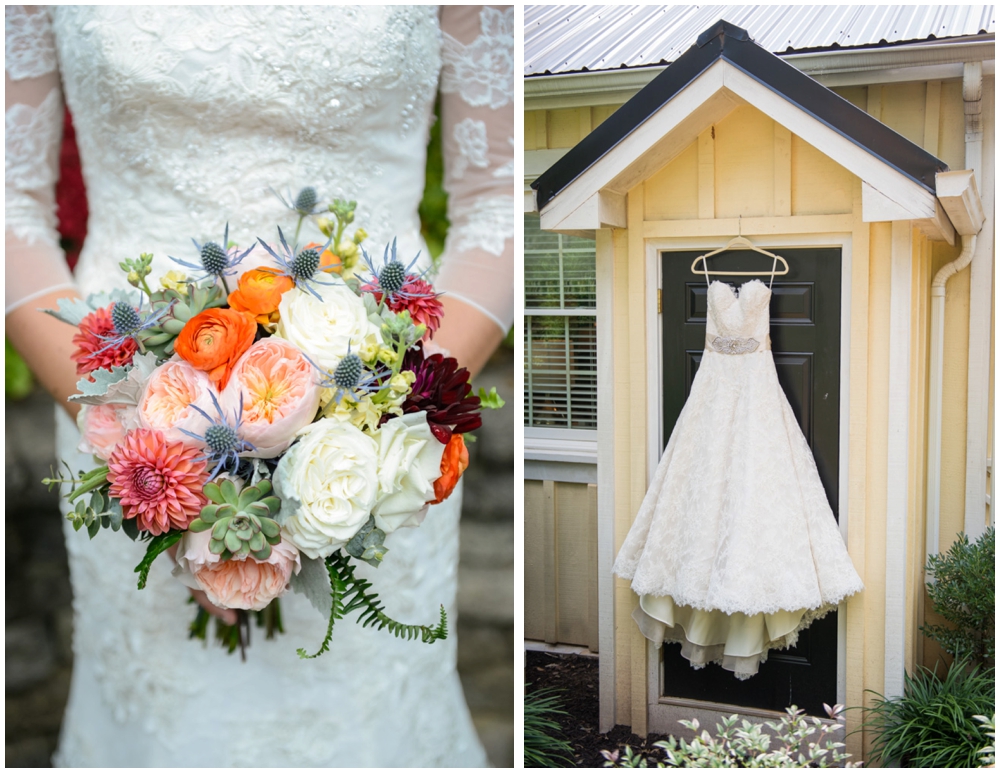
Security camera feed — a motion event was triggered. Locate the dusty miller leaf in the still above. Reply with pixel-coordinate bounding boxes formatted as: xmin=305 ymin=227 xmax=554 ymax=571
xmin=289 ymin=555 xmax=333 ymax=618
xmin=69 ymin=351 xmax=159 ymax=405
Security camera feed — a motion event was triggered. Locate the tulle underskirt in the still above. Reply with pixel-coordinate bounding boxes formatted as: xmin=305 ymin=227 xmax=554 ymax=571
xmin=635 ymin=594 xmax=836 ymax=680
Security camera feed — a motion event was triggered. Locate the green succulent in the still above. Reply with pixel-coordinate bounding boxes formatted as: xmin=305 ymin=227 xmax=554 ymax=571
xmin=138 ymin=280 xmax=226 ymax=356
xmin=188 ymin=479 xmax=282 ymax=561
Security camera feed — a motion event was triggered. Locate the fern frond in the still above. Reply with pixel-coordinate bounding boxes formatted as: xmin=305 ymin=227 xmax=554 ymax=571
xmin=296 ymin=556 xmax=347 ymax=659
xmin=338 ymin=551 xmax=448 ymax=643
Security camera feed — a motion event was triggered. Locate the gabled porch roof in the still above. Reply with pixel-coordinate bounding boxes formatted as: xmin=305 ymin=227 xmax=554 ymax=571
xmin=531 ymin=21 xmax=957 ymax=239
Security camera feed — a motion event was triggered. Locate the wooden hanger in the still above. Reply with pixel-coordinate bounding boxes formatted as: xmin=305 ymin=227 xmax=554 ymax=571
xmin=690 ymin=218 xmax=790 ymax=278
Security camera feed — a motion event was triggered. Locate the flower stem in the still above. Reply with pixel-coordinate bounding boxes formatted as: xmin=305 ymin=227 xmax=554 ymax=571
xmin=293 ymin=215 xmax=305 ymax=247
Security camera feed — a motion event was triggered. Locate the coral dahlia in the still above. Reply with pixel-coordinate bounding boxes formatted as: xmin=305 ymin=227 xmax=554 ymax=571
xmin=361 ymin=275 xmax=443 ymax=338
xmin=72 ymin=305 xmax=138 ymax=375
xmin=397 ymin=345 xmax=481 ymax=444
xmin=107 ymin=429 xmax=208 ymax=536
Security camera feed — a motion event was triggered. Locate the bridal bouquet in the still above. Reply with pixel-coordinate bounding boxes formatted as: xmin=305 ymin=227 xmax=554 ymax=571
xmin=44 ymin=189 xmax=503 ymax=658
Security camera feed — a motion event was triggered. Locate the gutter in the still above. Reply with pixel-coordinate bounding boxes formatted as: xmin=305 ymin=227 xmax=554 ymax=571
xmin=525 ymin=38 xmax=995 ymax=110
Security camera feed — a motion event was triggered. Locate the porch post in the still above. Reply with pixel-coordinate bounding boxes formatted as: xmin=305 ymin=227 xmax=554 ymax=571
xmin=595 ymin=227 xmax=617 ymax=732
xmin=884 ymin=221 xmax=912 ymax=698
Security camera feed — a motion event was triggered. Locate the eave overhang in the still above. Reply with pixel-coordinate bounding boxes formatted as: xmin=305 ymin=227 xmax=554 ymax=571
xmin=532 ymin=21 xmax=956 ymax=240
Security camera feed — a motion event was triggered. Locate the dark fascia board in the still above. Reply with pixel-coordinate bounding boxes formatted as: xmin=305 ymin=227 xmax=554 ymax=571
xmin=532 ymin=20 xmax=949 ymax=212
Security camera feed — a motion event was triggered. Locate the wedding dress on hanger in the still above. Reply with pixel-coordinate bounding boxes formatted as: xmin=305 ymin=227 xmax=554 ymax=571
xmin=612 ymin=269 xmax=863 ymax=680
xmin=5 ymin=6 xmax=514 ymax=766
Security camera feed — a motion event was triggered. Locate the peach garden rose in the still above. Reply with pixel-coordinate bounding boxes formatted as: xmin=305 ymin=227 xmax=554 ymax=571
xmin=175 ymin=529 xmax=300 ymax=611
xmin=221 ymin=337 xmax=321 ymax=458
xmin=77 ymin=402 xmax=136 ymax=461
xmin=135 ymin=359 xmax=219 ymax=445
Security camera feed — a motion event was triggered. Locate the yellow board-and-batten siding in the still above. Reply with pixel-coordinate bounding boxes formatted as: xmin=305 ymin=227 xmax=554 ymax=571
xmin=524 ymin=75 xmax=991 ymax=758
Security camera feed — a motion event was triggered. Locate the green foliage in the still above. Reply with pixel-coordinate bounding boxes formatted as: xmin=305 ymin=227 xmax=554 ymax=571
xmin=419 ymin=96 xmax=448 ymax=269
xmin=297 ymin=551 xmax=448 ymax=659
xmin=134 ymin=531 xmax=183 ymax=590
xmin=524 ymin=685 xmax=574 ymax=767
xmin=43 ymin=462 xmax=123 ymax=538
xmin=344 ymin=515 xmax=388 ymax=568
xmin=189 ymin=598 xmax=284 ymax=657
xmin=975 ymin=713 xmax=996 ymax=767
xmin=5 ymin=338 xmax=33 ymax=399
xmin=863 ymin=660 xmax=995 ymax=768
xmin=477 ymin=386 xmax=506 ymax=410
xmin=921 ymin=528 xmax=995 ymax=665
xmin=603 ymin=706 xmax=856 ymax=768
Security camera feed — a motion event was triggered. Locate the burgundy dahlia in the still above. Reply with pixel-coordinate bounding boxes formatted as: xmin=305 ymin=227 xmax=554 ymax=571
xmin=397 ymin=345 xmax=481 ymax=444
xmin=72 ymin=305 xmax=138 ymax=376
xmin=361 ymin=275 xmax=444 ymax=338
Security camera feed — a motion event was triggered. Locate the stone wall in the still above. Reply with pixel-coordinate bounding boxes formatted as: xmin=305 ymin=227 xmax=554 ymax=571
xmin=5 ymin=345 xmax=514 ymax=767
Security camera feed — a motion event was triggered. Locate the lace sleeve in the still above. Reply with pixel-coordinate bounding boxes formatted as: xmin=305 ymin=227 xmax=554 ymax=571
xmin=5 ymin=5 xmax=75 ymax=314
xmin=434 ymin=5 xmax=514 ymax=333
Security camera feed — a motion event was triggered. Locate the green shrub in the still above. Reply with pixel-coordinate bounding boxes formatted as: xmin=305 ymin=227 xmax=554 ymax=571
xmin=975 ymin=713 xmax=996 ymax=767
xmin=863 ymin=660 xmax=995 ymax=767
xmin=921 ymin=528 xmax=995 ymax=665
xmin=602 ymin=705 xmax=856 ymax=768
xmin=525 ymin=685 xmax=574 ymax=768
xmin=5 ymin=338 xmax=33 ymax=400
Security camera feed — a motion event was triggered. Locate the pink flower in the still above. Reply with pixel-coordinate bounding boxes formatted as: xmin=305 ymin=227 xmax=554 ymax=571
xmin=361 ymin=276 xmax=443 ymax=339
xmin=175 ymin=529 xmax=300 ymax=611
xmin=107 ymin=428 xmax=208 ymax=535
xmin=135 ymin=359 xmax=217 ymax=445
xmin=77 ymin=403 xmax=135 ymax=461
xmin=221 ymin=338 xmax=321 ymax=458
xmin=72 ymin=305 xmax=138 ymax=375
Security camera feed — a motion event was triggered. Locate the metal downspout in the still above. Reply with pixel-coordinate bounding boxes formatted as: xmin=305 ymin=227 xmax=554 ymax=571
xmin=925 ymin=61 xmax=984 ymax=560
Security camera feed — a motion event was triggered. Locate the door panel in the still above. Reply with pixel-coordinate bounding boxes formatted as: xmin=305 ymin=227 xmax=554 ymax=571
xmin=659 ymin=248 xmax=841 ymax=716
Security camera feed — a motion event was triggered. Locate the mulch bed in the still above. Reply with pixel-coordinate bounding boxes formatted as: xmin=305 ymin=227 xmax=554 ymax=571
xmin=526 ymin=650 xmax=673 ymax=768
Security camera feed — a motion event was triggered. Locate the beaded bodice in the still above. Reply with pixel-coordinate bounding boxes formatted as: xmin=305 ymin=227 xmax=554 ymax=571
xmin=705 ymin=279 xmax=773 ymax=352
xmin=49 ymin=6 xmax=441 ymax=294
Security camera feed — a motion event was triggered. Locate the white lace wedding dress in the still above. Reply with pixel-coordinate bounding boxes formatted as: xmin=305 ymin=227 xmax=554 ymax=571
xmin=5 ymin=6 xmax=514 ymax=767
xmin=612 ymin=278 xmax=863 ymax=680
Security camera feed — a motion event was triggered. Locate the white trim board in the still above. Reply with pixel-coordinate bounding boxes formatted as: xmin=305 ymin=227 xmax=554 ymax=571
xmin=642 ymin=231 xmax=854 ymax=730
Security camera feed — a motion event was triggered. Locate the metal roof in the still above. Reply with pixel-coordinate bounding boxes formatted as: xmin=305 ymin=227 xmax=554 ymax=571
xmin=525 ymin=5 xmax=996 ymax=75
xmin=531 ymin=21 xmax=948 ymax=211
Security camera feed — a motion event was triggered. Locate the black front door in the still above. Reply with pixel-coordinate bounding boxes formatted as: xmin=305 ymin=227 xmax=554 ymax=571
xmin=659 ymin=247 xmax=841 ymax=716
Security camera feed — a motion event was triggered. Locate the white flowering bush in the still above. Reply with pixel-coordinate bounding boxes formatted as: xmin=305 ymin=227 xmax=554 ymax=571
xmin=601 ymin=704 xmax=859 ymax=768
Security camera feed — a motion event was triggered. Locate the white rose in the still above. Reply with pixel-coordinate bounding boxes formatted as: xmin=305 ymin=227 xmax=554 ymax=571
xmin=274 ymin=283 xmax=381 ymax=372
xmin=273 ymin=419 xmax=379 ymax=559
xmin=370 ymin=412 xmax=446 ymax=534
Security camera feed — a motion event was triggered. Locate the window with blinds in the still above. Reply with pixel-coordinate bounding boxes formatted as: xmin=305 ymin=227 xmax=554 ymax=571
xmin=524 ymin=214 xmax=597 ymax=430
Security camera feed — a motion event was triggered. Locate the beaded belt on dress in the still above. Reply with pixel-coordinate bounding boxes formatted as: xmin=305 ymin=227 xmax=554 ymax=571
xmin=706 ymin=334 xmax=771 ymax=354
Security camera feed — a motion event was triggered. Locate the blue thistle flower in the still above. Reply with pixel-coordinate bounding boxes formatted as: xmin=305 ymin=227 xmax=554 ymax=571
xmin=169 ymin=223 xmax=255 ymax=290
xmin=271 ymin=185 xmax=325 ymax=217
xmin=360 ymin=239 xmax=438 ymax=306
xmin=97 ymin=299 xmax=173 ymax=354
xmin=307 ymin=347 xmax=391 ymax=406
xmin=179 ymin=392 xmax=256 ymax=479
xmin=256 ymin=226 xmax=340 ymax=301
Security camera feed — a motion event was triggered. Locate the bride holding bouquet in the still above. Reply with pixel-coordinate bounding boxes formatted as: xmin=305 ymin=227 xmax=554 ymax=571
xmin=5 ymin=5 xmax=513 ymax=767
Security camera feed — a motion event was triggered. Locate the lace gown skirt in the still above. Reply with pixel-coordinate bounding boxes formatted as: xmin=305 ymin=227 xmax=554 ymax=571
xmin=612 ymin=280 xmax=863 ymax=679
xmin=54 ymin=410 xmax=484 ymax=768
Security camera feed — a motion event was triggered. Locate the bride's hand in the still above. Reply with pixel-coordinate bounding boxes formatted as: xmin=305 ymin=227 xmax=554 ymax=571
xmin=166 ymin=544 xmax=238 ymax=625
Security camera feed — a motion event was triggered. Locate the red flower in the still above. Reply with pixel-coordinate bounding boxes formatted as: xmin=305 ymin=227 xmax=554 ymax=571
xmin=396 ymin=345 xmax=481 ymax=444
xmin=361 ymin=276 xmax=444 ymax=339
xmin=107 ymin=429 xmax=208 ymax=536
xmin=56 ymin=108 xmax=88 ymax=271
xmin=72 ymin=305 xmax=138 ymax=376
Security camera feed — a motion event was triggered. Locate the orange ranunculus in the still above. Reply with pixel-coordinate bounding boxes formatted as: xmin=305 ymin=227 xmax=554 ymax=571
xmin=174 ymin=308 xmax=257 ymax=390
xmin=228 ymin=267 xmax=294 ymax=324
xmin=429 ymin=433 xmax=469 ymax=505
xmin=304 ymin=242 xmax=343 ymax=274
